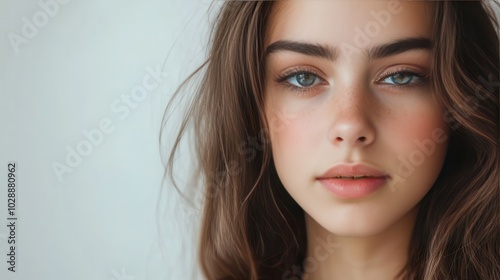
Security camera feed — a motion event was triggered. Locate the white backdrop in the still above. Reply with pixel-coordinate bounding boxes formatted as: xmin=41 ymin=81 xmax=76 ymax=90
xmin=0 ymin=0 xmax=215 ymax=279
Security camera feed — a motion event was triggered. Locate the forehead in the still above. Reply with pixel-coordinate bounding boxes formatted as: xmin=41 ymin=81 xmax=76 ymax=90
xmin=266 ymin=0 xmax=433 ymax=50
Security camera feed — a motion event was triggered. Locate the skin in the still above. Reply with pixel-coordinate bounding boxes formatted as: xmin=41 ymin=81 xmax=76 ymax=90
xmin=263 ymin=1 xmax=449 ymax=279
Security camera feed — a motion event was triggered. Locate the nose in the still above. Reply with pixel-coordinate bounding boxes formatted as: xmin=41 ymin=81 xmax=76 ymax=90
xmin=327 ymin=86 xmax=376 ymax=148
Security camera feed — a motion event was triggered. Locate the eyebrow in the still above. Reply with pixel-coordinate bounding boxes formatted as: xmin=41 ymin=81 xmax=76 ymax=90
xmin=265 ymin=40 xmax=338 ymax=60
xmin=265 ymin=37 xmax=432 ymax=61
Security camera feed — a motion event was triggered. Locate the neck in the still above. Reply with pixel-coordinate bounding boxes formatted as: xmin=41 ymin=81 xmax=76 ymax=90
xmin=301 ymin=206 xmax=418 ymax=280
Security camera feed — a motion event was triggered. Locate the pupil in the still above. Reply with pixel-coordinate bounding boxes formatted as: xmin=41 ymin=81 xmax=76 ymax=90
xmin=297 ymin=73 xmax=315 ymax=86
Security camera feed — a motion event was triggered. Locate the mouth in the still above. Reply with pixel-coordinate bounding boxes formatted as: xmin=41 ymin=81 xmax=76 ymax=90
xmin=317 ymin=163 xmax=390 ymax=198
xmin=317 ymin=163 xmax=389 ymax=179
xmin=328 ymin=175 xmax=382 ymax=179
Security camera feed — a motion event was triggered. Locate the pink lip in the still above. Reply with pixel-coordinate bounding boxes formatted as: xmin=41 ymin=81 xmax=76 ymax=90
xmin=317 ymin=163 xmax=390 ymax=199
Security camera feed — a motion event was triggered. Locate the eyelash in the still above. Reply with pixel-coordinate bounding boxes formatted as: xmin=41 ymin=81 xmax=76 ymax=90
xmin=275 ymin=67 xmax=325 ymax=95
xmin=274 ymin=67 xmax=429 ymax=95
xmin=375 ymin=69 xmax=429 ymax=89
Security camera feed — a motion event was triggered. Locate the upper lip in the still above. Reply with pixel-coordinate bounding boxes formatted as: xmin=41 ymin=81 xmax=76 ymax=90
xmin=317 ymin=163 xmax=389 ymax=179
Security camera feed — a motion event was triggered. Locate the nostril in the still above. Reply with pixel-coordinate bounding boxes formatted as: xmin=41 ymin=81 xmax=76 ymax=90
xmin=336 ymin=137 xmax=343 ymax=141
xmin=358 ymin=136 xmax=367 ymax=142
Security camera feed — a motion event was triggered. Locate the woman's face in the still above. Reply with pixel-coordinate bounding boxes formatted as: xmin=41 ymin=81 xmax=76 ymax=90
xmin=264 ymin=0 xmax=449 ymax=236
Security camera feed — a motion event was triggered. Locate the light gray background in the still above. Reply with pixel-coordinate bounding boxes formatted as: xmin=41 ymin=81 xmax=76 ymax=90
xmin=0 ymin=0 xmax=215 ymax=279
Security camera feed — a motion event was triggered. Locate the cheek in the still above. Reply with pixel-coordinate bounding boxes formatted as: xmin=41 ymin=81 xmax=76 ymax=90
xmin=387 ymin=104 xmax=449 ymax=189
xmin=267 ymin=96 xmax=317 ymax=147
xmin=269 ymin=117 xmax=310 ymax=157
xmin=394 ymin=114 xmax=443 ymax=151
xmin=266 ymin=105 xmax=322 ymax=183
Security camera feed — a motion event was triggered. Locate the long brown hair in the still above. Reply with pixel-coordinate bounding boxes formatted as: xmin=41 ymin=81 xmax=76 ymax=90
xmin=160 ymin=1 xmax=500 ymax=279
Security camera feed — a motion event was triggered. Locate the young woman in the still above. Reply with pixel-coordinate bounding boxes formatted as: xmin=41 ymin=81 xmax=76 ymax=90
xmin=162 ymin=0 xmax=499 ymax=279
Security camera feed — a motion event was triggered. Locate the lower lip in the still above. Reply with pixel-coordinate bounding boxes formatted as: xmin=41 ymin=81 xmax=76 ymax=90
xmin=317 ymin=177 xmax=387 ymax=199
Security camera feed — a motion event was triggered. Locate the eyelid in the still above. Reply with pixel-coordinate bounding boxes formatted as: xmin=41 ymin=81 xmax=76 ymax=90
xmin=275 ymin=66 xmax=325 ymax=83
xmin=374 ymin=66 xmax=430 ymax=83
xmin=274 ymin=67 xmax=327 ymax=95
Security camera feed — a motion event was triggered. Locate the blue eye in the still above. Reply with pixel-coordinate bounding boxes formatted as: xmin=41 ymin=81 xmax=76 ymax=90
xmin=286 ymin=72 xmax=321 ymax=88
xmin=380 ymin=71 xmax=423 ymax=86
